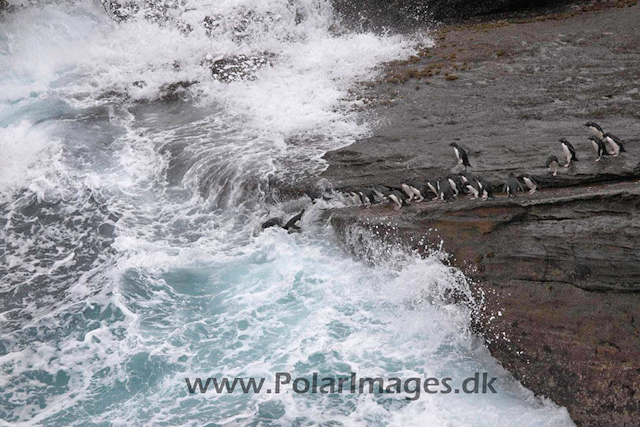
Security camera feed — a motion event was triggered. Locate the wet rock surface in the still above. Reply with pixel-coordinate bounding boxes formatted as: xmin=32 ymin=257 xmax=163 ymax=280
xmin=332 ymin=0 xmax=583 ymax=29
xmin=322 ymin=3 xmax=640 ymax=426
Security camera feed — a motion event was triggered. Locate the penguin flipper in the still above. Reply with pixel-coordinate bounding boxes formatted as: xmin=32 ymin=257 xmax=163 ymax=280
xmin=283 ymin=210 xmax=305 ymax=230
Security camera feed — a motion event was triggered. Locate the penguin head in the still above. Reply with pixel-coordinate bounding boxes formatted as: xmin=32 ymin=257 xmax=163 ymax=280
xmin=559 ymin=138 xmax=568 ymax=144
xmin=449 ymin=142 xmax=459 ymax=148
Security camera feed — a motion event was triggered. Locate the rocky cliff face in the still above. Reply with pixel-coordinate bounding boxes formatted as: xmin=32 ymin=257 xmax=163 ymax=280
xmin=329 ymin=183 xmax=640 ymax=425
xmin=322 ymin=2 xmax=640 ymax=425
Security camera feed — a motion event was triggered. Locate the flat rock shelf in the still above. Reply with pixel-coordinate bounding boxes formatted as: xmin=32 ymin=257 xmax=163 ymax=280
xmin=321 ymin=2 xmax=640 ymax=426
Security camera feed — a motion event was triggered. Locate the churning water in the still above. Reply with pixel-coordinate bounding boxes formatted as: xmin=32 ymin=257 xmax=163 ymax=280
xmin=0 ymin=1 xmax=574 ymax=425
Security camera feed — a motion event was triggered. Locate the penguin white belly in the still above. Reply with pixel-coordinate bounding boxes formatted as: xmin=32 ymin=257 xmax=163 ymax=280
xmin=401 ymin=184 xmax=413 ymax=200
xmin=588 ymin=127 xmax=603 ymax=139
xmin=562 ymin=144 xmax=571 ymax=162
xmin=604 ymin=137 xmax=616 ymax=155
xmin=454 ymin=147 xmax=461 ymax=163
xmin=447 ymin=179 xmax=458 ymax=195
xmin=410 ymin=186 xmax=424 ymax=201
xmin=466 ymin=185 xmax=479 ymax=199
xmin=608 ymin=139 xmax=621 ymax=156
xmin=523 ymin=177 xmax=535 ymax=190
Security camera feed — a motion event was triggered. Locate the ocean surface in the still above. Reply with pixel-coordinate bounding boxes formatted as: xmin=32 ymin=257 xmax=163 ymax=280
xmin=0 ymin=1 xmax=574 ymax=425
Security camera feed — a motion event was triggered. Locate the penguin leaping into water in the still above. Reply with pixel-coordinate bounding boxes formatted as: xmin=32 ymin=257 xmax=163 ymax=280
xmin=588 ymin=136 xmax=610 ymax=162
xmin=283 ymin=209 xmax=305 ymax=232
xmin=546 ymin=155 xmax=559 ymax=176
xmin=603 ymin=132 xmax=626 ymax=157
xmin=559 ymin=138 xmax=578 ymax=167
xmin=504 ymin=173 xmax=522 ymax=198
xmin=584 ymin=122 xmax=604 ymax=140
xmin=449 ymin=142 xmax=471 ymax=169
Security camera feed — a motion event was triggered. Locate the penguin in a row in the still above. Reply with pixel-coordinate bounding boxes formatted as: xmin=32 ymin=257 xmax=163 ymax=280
xmin=584 ymin=122 xmax=626 ymax=157
xmin=503 ymin=173 xmax=539 ymax=197
xmin=547 ymin=122 xmax=627 ymax=174
xmin=343 ymin=121 xmax=629 ymax=209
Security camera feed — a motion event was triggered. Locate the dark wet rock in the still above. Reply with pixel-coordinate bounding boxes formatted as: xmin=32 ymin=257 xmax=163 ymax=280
xmin=101 ymin=0 xmax=140 ymax=22
xmin=159 ymin=81 xmax=197 ymax=102
xmin=206 ymin=53 xmax=274 ymax=83
xmin=328 ymin=182 xmax=640 ymax=426
xmin=331 ymin=0 xmax=584 ymax=30
xmin=98 ymin=222 xmax=116 ymax=238
xmin=322 ymin=4 xmax=640 ymax=426
xmin=0 ymin=0 xmax=11 ymax=14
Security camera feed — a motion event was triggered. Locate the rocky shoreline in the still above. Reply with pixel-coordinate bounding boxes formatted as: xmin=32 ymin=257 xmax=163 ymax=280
xmin=321 ymin=1 xmax=640 ymax=425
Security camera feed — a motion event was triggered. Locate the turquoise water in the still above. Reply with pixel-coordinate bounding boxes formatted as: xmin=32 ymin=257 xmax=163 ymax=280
xmin=0 ymin=2 xmax=574 ymax=426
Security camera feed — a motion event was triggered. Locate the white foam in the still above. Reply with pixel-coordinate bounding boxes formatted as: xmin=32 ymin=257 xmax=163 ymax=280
xmin=0 ymin=2 xmax=575 ymax=426
xmin=0 ymin=120 xmax=61 ymax=194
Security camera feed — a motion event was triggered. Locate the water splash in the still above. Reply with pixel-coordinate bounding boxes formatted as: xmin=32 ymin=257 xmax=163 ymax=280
xmin=0 ymin=2 xmax=573 ymax=425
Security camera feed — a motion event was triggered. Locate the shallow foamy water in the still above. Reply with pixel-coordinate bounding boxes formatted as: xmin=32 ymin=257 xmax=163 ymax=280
xmin=0 ymin=2 xmax=573 ymax=425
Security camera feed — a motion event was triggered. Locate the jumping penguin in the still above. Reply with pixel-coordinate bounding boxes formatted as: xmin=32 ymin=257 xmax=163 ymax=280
xmin=504 ymin=173 xmax=522 ymax=198
xmin=588 ymin=136 xmax=610 ymax=162
xmin=283 ymin=210 xmax=305 ymax=232
xmin=603 ymin=132 xmax=626 ymax=157
xmin=584 ymin=121 xmax=605 ymax=140
xmin=519 ymin=175 xmax=538 ymax=194
xmin=559 ymin=138 xmax=578 ymax=167
xmin=546 ymin=155 xmax=560 ymax=176
xmin=449 ymin=142 xmax=471 ymax=169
